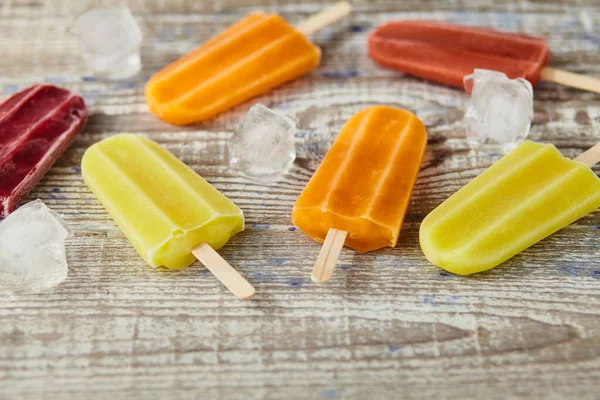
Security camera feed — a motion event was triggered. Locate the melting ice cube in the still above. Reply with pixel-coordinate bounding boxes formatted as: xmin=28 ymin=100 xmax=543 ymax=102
xmin=0 ymin=200 xmax=70 ymax=296
xmin=228 ymin=104 xmax=297 ymax=183
xmin=73 ymin=7 xmax=143 ymax=79
xmin=464 ymin=69 xmax=534 ymax=152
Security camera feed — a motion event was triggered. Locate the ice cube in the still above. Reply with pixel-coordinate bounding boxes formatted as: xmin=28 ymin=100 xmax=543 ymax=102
xmin=463 ymin=69 xmax=534 ymax=152
xmin=73 ymin=7 xmax=143 ymax=80
xmin=0 ymin=200 xmax=70 ymax=296
xmin=228 ymin=104 xmax=297 ymax=183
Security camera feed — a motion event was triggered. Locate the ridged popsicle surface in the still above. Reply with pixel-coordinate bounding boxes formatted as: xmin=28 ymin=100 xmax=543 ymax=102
xmin=420 ymin=141 xmax=600 ymax=275
xmin=368 ymin=21 xmax=549 ymax=88
xmin=146 ymin=13 xmax=321 ymax=125
xmin=292 ymin=106 xmax=427 ymax=252
xmin=0 ymin=84 xmax=88 ymax=216
xmin=82 ymin=135 xmax=244 ymax=269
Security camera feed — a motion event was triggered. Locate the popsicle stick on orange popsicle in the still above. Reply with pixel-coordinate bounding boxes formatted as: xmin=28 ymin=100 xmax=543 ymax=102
xmin=146 ymin=2 xmax=352 ymax=125
xmin=296 ymin=1 xmax=353 ymax=35
xmin=292 ymin=106 xmax=428 ymax=283
xmin=312 ymin=228 xmax=347 ymax=283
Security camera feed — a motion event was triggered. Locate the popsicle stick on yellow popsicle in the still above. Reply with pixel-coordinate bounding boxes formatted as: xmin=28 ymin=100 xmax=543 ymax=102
xmin=192 ymin=243 xmax=255 ymax=300
xmin=573 ymin=143 xmax=600 ymax=166
xmin=82 ymin=134 xmax=255 ymax=300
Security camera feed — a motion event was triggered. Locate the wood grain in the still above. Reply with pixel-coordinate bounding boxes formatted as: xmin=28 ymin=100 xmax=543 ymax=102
xmin=1 ymin=0 xmax=599 ymax=399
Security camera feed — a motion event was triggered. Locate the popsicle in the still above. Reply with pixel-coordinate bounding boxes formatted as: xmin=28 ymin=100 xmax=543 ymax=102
xmin=420 ymin=141 xmax=600 ymax=275
xmin=145 ymin=2 xmax=352 ymax=125
xmin=82 ymin=134 xmax=255 ymax=299
xmin=368 ymin=20 xmax=600 ymax=94
xmin=0 ymin=84 xmax=88 ymax=217
xmin=292 ymin=106 xmax=427 ymax=282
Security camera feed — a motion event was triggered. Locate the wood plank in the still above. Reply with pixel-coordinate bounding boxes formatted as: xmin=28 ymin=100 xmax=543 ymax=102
xmin=0 ymin=0 xmax=599 ymax=399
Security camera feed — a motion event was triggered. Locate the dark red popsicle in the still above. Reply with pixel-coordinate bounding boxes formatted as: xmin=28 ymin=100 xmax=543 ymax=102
xmin=0 ymin=84 xmax=88 ymax=216
xmin=368 ymin=20 xmax=549 ymax=88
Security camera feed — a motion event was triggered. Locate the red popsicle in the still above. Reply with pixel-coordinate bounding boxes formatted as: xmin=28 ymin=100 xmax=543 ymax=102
xmin=0 ymin=84 xmax=88 ymax=216
xmin=368 ymin=20 xmax=600 ymax=93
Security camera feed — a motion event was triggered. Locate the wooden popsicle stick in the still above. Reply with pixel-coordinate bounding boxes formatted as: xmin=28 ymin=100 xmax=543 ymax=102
xmin=540 ymin=67 xmax=600 ymax=94
xmin=192 ymin=242 xmax=256 ymax=300
xmin=296 ymin=1 xmax=353 ymax=36
xmin=311 ymin=228 xmax=348 ymax=283
xmin=573 ymin=143 xmax=600 ymax=167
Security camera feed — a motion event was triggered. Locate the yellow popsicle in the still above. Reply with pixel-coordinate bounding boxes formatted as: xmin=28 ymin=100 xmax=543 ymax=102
xmin=81 ymin=134 xmax=243 ymax=270
xmin=420 ymin=141 xmax=600 ymax=275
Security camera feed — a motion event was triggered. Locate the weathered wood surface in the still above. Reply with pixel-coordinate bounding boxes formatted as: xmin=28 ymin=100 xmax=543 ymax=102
xmin=1 ymin=0 xmax=600 ymax=399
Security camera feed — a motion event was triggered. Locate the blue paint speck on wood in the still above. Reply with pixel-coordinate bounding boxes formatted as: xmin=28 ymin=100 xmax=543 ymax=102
xmin=251 ymin=224 xmax=271 ymax=231
xmin=83 ymin=89 xmax=102 ymax=96
xmin=3 ymin=84 xmax=19 ymax=94
xmin=340 ymin=264 xmax=351 ymax=270
xmin=82 ymin=89 xmax=102 ymax=106
xmin=254 ymin=271 xmax=275 ymax=283
xmin=157 ymin=27 xmax=175 ymax=42
xmin=288 ymin=277 xmax=304 ymax=287
xmin=44 ymin=76 xmax=65 ymax=84
xmin=184 ymin=26 xmax=196 ymax=36
xmin=592 ymin=271 xmax=600 ymax=279
xmin=288 ymin=226 xmax=296 ymax=231
xmin=439 ymin=271 xmax=451 ymax=277
xmin=321 ymin=389 xmax=338 ymax=399
xmin=558 ymin=262 xmax=579 ymax=277
xmin=82 ymin=76 xmax=97 ymax=82
xmin=387 ymin=345 xmax=401 ymax=352
xmin=447 ymin=295 xmax=460 ymax=303
xmin=72 ymin=166 xmax=82 ymax=174
xmin=268 ymin=258 xmax=285 ymax=265
xmin=319 ymin=27 xmax=334 ymax=41
xmin=349 ymin=25 xmax=366 ymax=33
xmin=322 ymin=69 xmax=359 ymax=79
xmin=423 ymin=295 xmax=435 ymax=304
xmin=578 ymin=33 xmax=600 ymax=47
xmin=116 ymin=80 xmax=137 ymax=89
xmin=52 ymin=188 xmax=61 ymax=193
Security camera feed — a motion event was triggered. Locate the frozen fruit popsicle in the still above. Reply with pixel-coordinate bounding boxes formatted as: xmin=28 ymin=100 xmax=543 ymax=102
xmin=82 ymin=134 xmax=255 ymax=300
xmin=368 ymin=20 xmax=600 ymax=94
xmin=420 ymin=141 xmax=600 ymax=275
xmin=146 ymin=2 xmax=352 ymax=125
xmin=292 ymin=106 xmax=427 ymax=282
xmin=0 ymin=84 xmax=88 ymax=217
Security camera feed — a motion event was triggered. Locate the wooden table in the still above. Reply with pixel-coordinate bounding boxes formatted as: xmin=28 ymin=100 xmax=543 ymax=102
xmin=1 ymin=1 xmax=599 ymax=399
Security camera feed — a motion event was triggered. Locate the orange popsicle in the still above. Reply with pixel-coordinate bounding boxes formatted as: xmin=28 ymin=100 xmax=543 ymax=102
xmin=146 ymin=3 xmax=352 ymax=125
xmin=292 ymin=106 xmax=427 ymax=282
